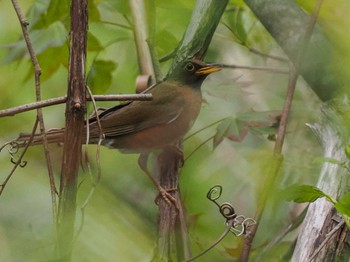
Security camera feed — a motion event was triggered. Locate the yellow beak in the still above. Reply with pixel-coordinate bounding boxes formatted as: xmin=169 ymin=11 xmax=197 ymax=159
xmin=195 ymin=65 xmax=221 ymax=76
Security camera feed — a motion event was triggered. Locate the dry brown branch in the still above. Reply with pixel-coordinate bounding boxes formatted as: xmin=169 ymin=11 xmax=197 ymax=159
xmin=0 ymin=94 xmax=152 ymax=118
xmin=10 ymin=0 xmax=58 ymax=225
xmin=57 ymin=0 xmax=88 ymax=258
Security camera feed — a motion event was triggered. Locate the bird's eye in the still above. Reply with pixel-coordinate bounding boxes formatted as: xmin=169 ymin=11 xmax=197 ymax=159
xmin=185 ymin=63 xmax=195 ymax=72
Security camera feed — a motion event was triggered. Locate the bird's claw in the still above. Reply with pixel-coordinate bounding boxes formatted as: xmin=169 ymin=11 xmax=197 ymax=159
xmin=155 ymin=187 xmax=179 ymax=211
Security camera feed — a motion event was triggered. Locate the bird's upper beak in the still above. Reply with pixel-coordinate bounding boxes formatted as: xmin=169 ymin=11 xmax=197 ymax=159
xmin=195 ymin=64 xmax=221 ymax=76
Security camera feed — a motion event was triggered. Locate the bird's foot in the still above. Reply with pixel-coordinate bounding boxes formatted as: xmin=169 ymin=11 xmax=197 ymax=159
xmin=155 ymin=186 xmax=179 ymax=210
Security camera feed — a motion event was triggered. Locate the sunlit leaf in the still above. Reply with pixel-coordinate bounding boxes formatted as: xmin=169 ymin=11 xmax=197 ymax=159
xmin=87 ymin=60 xmax=117 ymax=93
xmin=281 ymin=184 xmax=328 ymax=203
xmin=335 ymin=192 xmax=350 ymax=217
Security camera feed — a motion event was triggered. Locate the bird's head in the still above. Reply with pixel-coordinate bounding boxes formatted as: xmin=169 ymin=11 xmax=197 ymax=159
xmin=167 ymin=59 xmax=221 ymax=86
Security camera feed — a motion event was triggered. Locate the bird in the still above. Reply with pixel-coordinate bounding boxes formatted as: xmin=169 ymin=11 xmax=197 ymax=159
xmin=15 ymin=58 xmax=221 ymax=206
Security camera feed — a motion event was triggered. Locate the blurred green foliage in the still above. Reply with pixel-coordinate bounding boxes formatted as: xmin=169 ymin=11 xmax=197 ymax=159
xmin=0 ymin=0 xmax=348 ymax=261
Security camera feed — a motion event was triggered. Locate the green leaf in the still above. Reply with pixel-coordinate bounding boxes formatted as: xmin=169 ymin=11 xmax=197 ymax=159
xmin=335 ymin=192 xmax=350 ymax=217
xmin=237 ymin=110 xmax=281 ymax=136
xmin=26 ymin=0 xmax=50 ymax=28
xmin=281 ymin=184 xmax=327 ymax=203
xmin=33 ymin=0 xmax=70 ymax=30
xmin=156 ymin=30 xmax=179 ymax=57
xmin=3 ymin=21 xmax=67 ymax=64
xmin=213 ymin=117 xmax=244 ymax=148
xmin=105 ymin=0 xmax=131 ymax=15
xmin=36 ymin=46 xmax=69 ymax=81
xmin=89 ymin=1 xmax=102 ymax=22
xmin=236 ymin=7 xmax=247 ymax=44
xmin=312 ymin=157 xmax=344 ymax=166
xmin=87 ymin=60 xmax=117 ymax=93
xmin=345 ymin=145 xmax=350 ymax=160
xmin=87 ymin=32 xmax=103 ymax=52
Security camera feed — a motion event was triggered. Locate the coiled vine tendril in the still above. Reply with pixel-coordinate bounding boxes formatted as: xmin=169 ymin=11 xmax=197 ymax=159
xmin=0 ymin=141 xmax=27 ymax=168
xmin=207 ymin=185 xmax=256 ymax=237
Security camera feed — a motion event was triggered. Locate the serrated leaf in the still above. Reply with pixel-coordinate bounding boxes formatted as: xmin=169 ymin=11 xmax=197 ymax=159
xmin=281 ymin=184 xmax=327 ymax=203
xmin=237 ymin=110 xmax=281 ymax=126
xmin=87 ymin=60 xmax=117 ymax=93
xmin=335 ymin=192 xmax=350 ymax=217
xmin=213 ymin=117 xmax=243 ymax=148
xmin=237 ymin=110 xmax=281 ymax=136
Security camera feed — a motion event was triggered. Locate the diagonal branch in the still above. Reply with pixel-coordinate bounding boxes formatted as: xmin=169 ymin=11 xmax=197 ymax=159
xmin=10 ymin=0 xmax=58 ymax=227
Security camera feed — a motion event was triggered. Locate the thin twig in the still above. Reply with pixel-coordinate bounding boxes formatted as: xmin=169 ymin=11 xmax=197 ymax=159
xmin=184 ymin=219 xmax=234 ymax=262
xmin=184 ymin=135 xmax=214 ymax=162
xmin=0 ymin=93 xmax=152 ymax=117
xmin=240 ymin=0 xmax=325 ymax=261
xmin=100 ymin=20 xmax=132 ymax=30
xmin=216 ymin=63 xmax=289 ymax=74
xmin=10 ymin=0 xmax=58 ymax=226
xmin=185 ymin=118 xmax=228 ymax=141
xmin=248 ymin=47 xmax=288 ymax=63
xmin=0 ymin=119 xmax=39 ymax=195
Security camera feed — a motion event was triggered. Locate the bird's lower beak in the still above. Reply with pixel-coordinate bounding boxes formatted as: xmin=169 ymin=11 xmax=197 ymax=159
xmin=195 ymin=65 xmax=221 ymax=76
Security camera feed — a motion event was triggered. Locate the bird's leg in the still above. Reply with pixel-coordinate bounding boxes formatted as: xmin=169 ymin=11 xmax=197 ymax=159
xmin=138 ymin=153 xmax=179 ymax=210
xmin=163 ymin=144 xmax=185 ymax=168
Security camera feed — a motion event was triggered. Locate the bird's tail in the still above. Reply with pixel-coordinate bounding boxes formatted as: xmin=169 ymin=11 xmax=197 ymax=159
xmin=15 ymin=128 xmax=65 ymax=147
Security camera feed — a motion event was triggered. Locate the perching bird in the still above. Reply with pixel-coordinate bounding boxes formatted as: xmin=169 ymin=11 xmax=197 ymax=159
xmin=15 ymin=59 xmax=221 ymax=206
xmin=17 ymin=59 xmax=220 ymax=151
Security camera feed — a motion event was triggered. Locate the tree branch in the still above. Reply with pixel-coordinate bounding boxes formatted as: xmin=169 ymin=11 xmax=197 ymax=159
xmin=57 ymin=0 xmax=88 ymax=259
xmin=10 ymin=0 xmax=58 ymax=230
xmin=0 ymin=94 xmax=152 ymax=118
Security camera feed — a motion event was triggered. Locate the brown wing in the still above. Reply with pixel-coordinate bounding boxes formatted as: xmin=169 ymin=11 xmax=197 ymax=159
xmin=89 ymin=81 xmax=185 ymax=137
